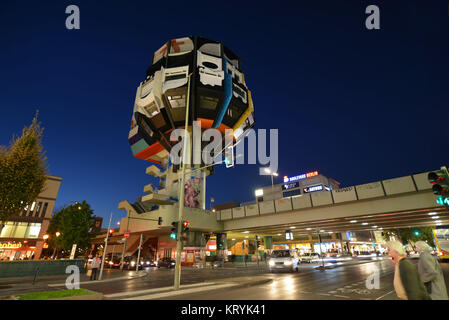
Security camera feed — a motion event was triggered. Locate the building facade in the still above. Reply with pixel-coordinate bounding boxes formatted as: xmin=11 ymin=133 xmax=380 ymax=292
xmin=0 ymin=175 xmax=62 ymax=260
xmin=250 ymin=170 xmax=340 ymax=203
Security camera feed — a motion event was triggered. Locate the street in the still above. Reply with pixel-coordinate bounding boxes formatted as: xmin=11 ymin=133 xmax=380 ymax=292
xmin=66 ymin=258 xmax=449 ymax=300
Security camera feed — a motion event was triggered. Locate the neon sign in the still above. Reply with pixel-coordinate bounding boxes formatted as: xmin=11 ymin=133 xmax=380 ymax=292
xmin=283 ymin=171 xmax=319 ymax=183
xmin=0 ymin=242 xmax=22 ymax=249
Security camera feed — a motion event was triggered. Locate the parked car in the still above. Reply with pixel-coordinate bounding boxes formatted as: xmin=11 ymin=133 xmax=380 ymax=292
xmin=157 ymin=257 xmax=176 ymax=269
xmin=268 ymin=249 xmax=300 ymax=272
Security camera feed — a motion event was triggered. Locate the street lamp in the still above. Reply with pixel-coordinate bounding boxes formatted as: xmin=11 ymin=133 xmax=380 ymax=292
xmin=55 ymin=232 xmax=61 ymax=237
xmin=43 ymin=234 xmax=49 ymax=240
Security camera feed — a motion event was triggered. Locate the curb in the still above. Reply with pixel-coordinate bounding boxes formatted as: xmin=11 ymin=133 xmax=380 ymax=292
xmin=50 ymin=291 xmax=104 ymax=300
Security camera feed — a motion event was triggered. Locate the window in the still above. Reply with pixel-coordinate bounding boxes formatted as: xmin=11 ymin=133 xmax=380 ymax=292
xmin=283 ymin=189 xmax=301 ymax=198
xmin=199 ymin=95 xmax=218 ymax=110
xmin=168 ymin=94 xmax=186 ymax=109
xmin=41 ymin=203 xmax=48 ymax=217
xmin=35 ymin=202 xmax=42 ymax=217
xmin=12 ymin=222 xmax=28 ymax=238
xmin=26 ymin=223 xmax=41 ymax=238
xmin=0 ymin=222 xmax=14 ymax=238
xmin=28 ymin=202 xmax=36 ymax=216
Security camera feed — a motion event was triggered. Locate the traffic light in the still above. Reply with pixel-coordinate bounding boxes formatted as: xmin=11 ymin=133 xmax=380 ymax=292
xmin=414 ymin=230 xmax=420 ymax=236
xmin=158 ymin=217 xmax=162 ymax=226
xmin=170 ymin=222 xmax=178 ymax=240
xmin=256 ymin=235 xmax=261 ymax=248
xmin=428 ymin=166 xmax=449 ymax=208
xmin=108 ymin=228 xmax=114 ymax=235
xmin=182 ymin=221 xmax=190 ymax=232
xmin=224 ymin=144 xmax=234 ymax=168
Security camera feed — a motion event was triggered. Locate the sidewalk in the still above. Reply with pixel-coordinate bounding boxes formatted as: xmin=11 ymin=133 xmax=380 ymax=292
xmin=0 ymin=268 xmax=144 ymax=299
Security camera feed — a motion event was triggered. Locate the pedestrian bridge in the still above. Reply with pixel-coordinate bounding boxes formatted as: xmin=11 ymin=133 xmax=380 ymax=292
xmin=216 ymin=171 xmax=448 ymax=235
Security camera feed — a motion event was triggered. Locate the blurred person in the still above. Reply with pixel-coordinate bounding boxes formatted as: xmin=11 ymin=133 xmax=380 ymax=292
xmin=90 ymin=254 xmax=101 ymax=281
xmin=386 ymin=240 xmax=430 ymax=300
xmin=415 ymin=241 xmax=448 ymax=300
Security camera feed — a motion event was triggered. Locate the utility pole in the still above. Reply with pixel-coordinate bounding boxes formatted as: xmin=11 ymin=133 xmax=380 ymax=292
xmin=120 ymin=211 xmax=130 ymax=271
xmin=99 ymin=212 xmax=113 ymax=281
xmin=136 ymin=234 xmax=143 ymax=273
xmin=174 ymin=73 xmax=192 ymax=291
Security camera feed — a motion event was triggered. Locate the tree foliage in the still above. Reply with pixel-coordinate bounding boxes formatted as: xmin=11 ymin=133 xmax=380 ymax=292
xmin=383 ymin=227 xmax=435 ymax=248
xmin=0 ymin=113 xmax=47 ymax=230
xmin=47 ymin=201 xmax=95 ymax=257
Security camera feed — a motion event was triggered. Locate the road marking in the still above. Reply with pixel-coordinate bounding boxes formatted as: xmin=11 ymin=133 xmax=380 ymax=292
xmin=122 ymin=283 xmax=238 ymax=300
xmin=328 ymin=291 xmax=337 ymax=294
xmin=375 ymin=290 xmax=395 ymax=300
xmin=48 ymin=273 xmax=146 ymax=287
xmin=104 ymin=282 xmax=218 ymax=299
xmin=334 ymin=295 xmax=350 ymax=299
xmin=318 ymin=293 xmax=331 ymax=296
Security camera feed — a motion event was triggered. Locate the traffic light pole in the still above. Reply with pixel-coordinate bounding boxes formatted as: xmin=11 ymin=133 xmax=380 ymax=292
xmin=174 ymin=73 xmax=192 ymax=291
xmin=136 ymin=234 xmax=143 ymax=273
xmin=120 ymin=211 xmax=130 ymax=271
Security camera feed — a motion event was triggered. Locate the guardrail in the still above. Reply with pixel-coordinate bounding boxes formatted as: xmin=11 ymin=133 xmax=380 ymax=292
xmin=217 ymin=172 xmax=433 ymax=221
xmin=0 ymin=259 xmax=86 ymax=278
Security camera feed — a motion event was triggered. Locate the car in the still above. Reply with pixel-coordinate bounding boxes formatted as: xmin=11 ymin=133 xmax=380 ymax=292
xmin=122 ymin=256 xmax=144 ymax=270
xmin=268 ymin=249 xmax=300 ymax=272
xmin=157 ymin=257 xmax=176 ymax=269
xmin=299 ymin=252 xmax=321 ymax=263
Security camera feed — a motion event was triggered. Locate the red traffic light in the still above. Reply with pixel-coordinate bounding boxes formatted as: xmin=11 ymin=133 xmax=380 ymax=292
xmin=109 ymin=229 xmax=114 ymax=234
xmin=183 ymin=221 xmax=190 ymax=228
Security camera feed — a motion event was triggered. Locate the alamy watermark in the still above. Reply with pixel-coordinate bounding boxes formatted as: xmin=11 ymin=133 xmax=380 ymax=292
xmin=169 ymin=121 xmax=278 ymax=175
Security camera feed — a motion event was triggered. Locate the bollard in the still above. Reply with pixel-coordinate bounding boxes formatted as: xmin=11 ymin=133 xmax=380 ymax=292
xmin=32 ymin=267 xmax=39 ymax=285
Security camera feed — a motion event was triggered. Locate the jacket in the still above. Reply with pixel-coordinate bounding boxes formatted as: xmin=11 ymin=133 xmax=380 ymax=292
xmin=398 ymin=258 xmax=431 ymax=300
xmin=418 ymin=250 xmax=449 ymax=300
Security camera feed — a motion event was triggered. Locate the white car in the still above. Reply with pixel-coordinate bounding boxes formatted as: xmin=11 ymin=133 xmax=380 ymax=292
xmin=268 ymin=250 xmax=300 ymax=272
xmin=300 ymin=252 xmax=321 ymax=263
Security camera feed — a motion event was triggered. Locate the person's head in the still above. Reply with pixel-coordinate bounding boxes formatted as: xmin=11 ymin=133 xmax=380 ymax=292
xmin=385 ymin=240 xmax=406 ymax=264
xmin=415 ymin=241 xmax=431 ymax=253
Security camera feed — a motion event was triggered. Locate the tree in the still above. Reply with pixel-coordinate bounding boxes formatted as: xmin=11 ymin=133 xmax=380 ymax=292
xmin=383 ymin=227 xmax=435 ymax=248
xmin=47 ymin=201 xmax=95 ymax=258
xmin=0 ymin=113 xmax=47 ymax=233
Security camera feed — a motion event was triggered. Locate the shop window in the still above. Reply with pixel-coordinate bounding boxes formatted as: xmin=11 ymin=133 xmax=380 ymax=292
xmin=26 ymin=223 xmax=41 ymax=238
xmin=0 ymin=222 xmax=14 ymax=238
xmin=12 ymin=222 xmax=27 ymax=238
xmin=41 ymin=203 xmax=48 ymax=217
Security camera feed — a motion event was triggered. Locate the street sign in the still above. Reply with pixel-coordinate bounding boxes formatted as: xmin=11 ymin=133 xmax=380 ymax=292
xmin=124 ymin=232 xmax=130 ymax=238
xmin=69 ymin=244 xmax=77 ymax=260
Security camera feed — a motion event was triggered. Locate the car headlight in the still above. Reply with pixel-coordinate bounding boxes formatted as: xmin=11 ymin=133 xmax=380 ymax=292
xmin=284 ymin=260 xmax=292 ymax=266
xmin=146 ymin=261 xmax=150 ymax=265
xmin=109 ymin=261 xmax=114 ymax=265
xmin=269 ymin=260 xmax=275 ymax=266
xmin=130 ymin=261 xmax=136 ymax=266
xmin=171 ymin=262 xmax=175 ymax=265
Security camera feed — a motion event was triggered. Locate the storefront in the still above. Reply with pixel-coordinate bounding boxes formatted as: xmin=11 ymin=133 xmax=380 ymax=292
xmin=0 ymin=240 xmax=38 ymax=261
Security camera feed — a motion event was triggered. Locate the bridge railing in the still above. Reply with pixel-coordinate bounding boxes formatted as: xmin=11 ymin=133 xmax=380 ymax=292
xmin=217 ymin=171 xmax=434 ymax=221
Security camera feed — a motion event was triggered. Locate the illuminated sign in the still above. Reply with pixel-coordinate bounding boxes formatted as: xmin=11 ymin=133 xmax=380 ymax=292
xmin=303 ymin=185 xmax=323 ymax=193
xmin=283 ymin=171 xmax=319 ymax=183
xmin=282 ymin=182 xmax=300 ymax=190
xmin=0 ymin=242 xmax=22 ymax=249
